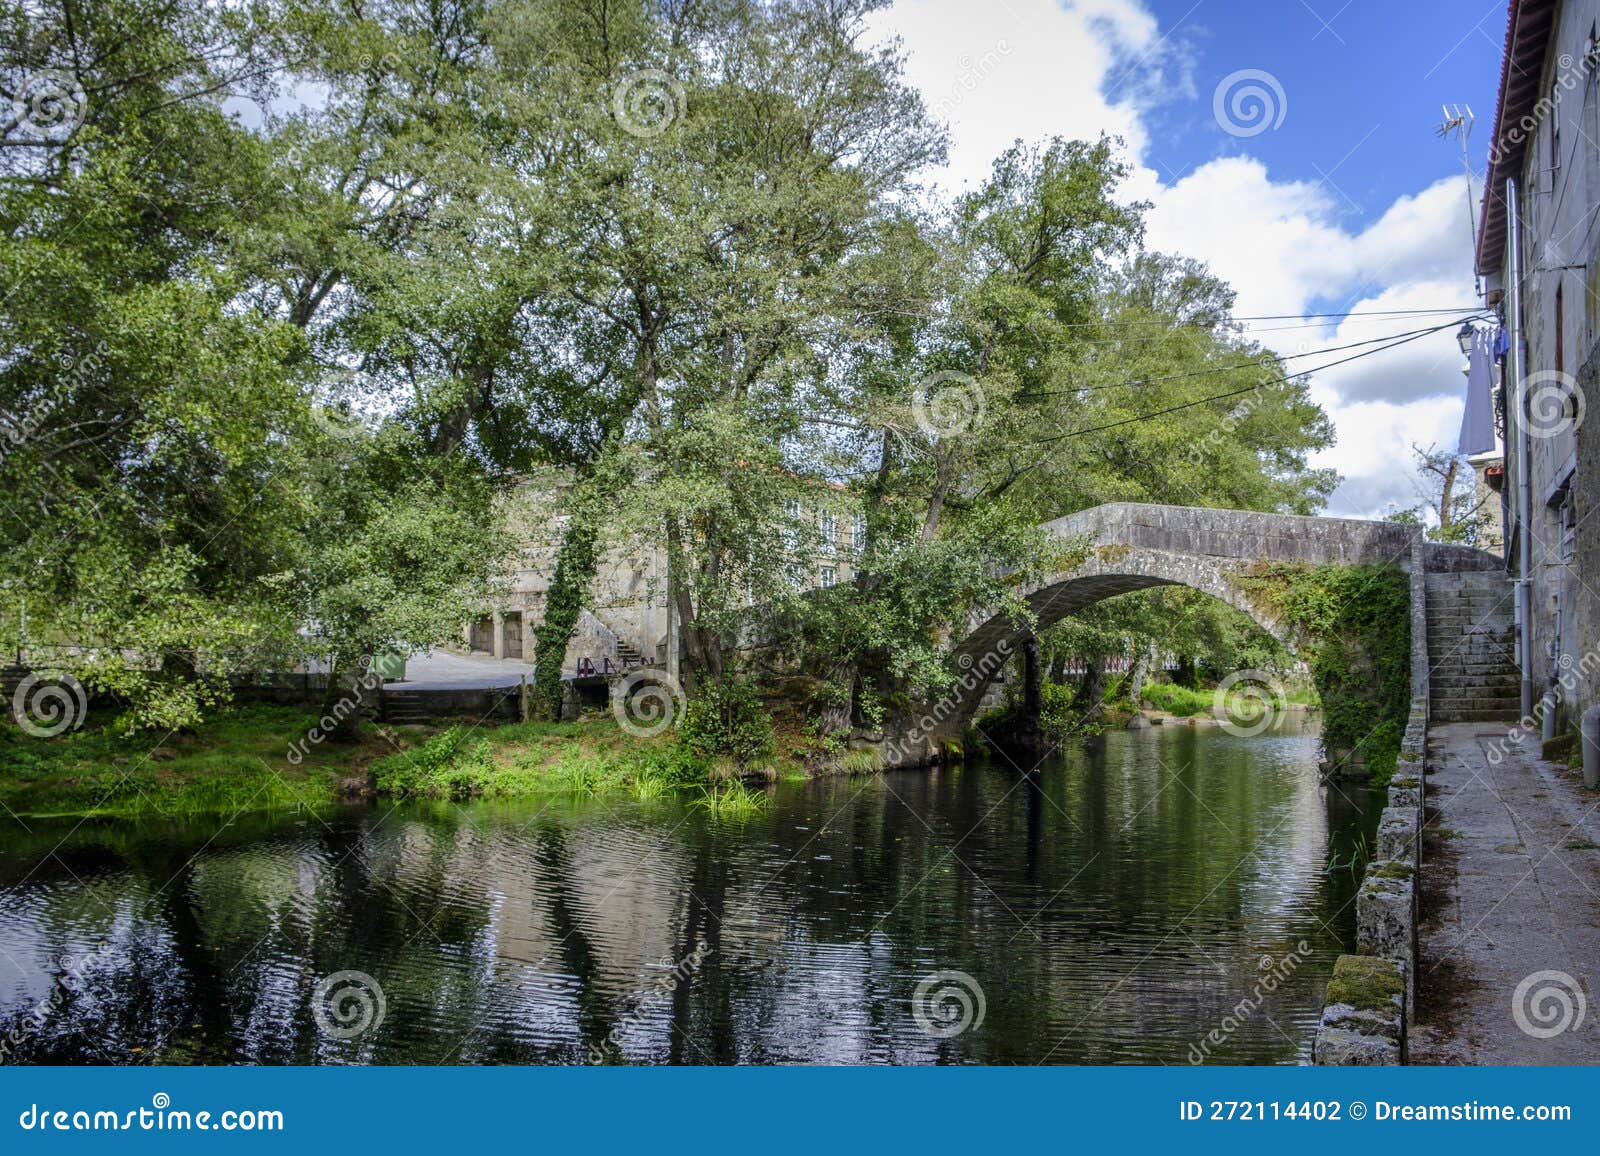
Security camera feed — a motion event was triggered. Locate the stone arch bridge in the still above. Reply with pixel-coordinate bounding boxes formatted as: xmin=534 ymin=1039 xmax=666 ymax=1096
xmin=929 ymin=502 xmax=1500 ymax=739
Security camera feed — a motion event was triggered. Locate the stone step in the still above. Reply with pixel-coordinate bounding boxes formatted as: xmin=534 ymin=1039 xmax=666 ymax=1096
xmin=1427 ymin=639 xmax=1516 ymax=653
xmin=1430 ymin=673 xmax=1520 ymax=688
xmin=1427 ymin=644 xmax=1515 ymax=656
xmin=1430 ymin=675 xmax=1520 ymax=689
xmin=1432 ymin=708 xmax=1521 ymax=723
xmin=1430 ymin=698 xmax=1523 ymax=714
xmin=1425 ymin=573 xmax=1511 ymax=587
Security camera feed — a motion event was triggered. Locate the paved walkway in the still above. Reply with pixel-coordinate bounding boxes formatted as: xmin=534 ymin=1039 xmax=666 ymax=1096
xmin=384 ymin=649 xmax=534 ymax=691
xmin=1412 ymin=722 xmax=1600 ymax=1063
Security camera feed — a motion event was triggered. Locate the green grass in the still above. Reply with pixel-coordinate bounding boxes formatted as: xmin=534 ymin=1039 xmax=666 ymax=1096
xmin=0 ymin=704 xmax=402 ymax=818
xmin=1139 ymin=682 xmax=1214 ymax=717
xmin=2 ymin=706 xmax=720 ymax=818
xmin=368 ymin=717 xmax=710 ymax=802
xmin=693 ymin=780 xmax=769 ymax=820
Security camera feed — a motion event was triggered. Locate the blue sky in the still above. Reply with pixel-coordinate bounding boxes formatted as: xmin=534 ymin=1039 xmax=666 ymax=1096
xmin=871 ymin=0 xmax=1514 ymax=518
xmin=1136 ymin=0 xmax=1507 ymax=235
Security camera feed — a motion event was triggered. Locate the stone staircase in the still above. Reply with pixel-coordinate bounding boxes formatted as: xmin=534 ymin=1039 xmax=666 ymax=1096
xmin=1425 ymin=571 xmax=1520 ymax=723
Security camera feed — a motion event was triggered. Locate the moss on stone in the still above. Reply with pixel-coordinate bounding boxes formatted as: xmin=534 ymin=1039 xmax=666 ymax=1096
xmin=1368 ymin=859 xmax=1414 ymax=880
xmin=1325 ymin=953 xmax=1404 ymax=1012
xmin=1542 ymin=729 xmax=1581 ymax=768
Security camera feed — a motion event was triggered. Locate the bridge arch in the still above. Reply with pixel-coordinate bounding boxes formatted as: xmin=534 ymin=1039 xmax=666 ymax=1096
xmin=935 ymin=503 xmax=1490 ymax=732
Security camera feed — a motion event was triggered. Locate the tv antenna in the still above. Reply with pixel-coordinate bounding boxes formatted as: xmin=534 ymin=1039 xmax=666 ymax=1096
xmin=1436 ymin=104 xmax=1478 ymax=294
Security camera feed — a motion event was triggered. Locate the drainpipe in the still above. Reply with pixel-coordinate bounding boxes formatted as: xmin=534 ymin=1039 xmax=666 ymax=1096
xmin=1505 ymin=177 xmax=1535 ymax=721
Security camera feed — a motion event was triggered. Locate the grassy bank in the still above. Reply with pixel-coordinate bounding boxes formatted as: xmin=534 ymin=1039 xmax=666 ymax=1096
xmin=0 ymin=705 xmax=399 ymax=818
xmin=0 ymin=705 xmax=783 ymax=819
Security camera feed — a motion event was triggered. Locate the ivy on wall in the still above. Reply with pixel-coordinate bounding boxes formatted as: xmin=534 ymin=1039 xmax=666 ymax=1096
xmin=1241 ymin=563 xmax=1411 ymax=783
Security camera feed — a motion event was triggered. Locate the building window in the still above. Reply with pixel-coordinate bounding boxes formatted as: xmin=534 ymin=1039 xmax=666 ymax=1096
xmin=784 ymin=498 xmax=802 ymax=551
xmin=819 ymin=510 xmax=836 ymax=548
xmin=1555 ymin=281 xmax=1564 ymax=374
xmin=852 ymin=515 xmax=867 ymax=552
xmin=1551 ymin=82 xmax=1562 ymax=188
xmin=819 ymin=566 xmax=837 ymax=588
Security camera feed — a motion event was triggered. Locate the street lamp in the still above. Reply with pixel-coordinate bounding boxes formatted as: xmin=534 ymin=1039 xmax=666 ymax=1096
xmin=1456 ymin=322 xmax=1476 ymax=378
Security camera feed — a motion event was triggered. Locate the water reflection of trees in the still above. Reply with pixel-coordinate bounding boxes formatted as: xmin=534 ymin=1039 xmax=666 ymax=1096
xmin=0 ymin=728 xmax=1376 ymax=1064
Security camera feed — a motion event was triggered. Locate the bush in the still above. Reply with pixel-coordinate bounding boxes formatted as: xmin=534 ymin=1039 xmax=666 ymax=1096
xmin=679 ymin=677 xmax=776 ymax=770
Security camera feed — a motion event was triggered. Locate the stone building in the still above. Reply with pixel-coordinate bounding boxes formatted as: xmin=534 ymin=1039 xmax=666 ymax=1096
xmin=1474 ymin=0 xmax=1600 ymax=734
xmin=460 ymin=476 xmax=864 ymax=677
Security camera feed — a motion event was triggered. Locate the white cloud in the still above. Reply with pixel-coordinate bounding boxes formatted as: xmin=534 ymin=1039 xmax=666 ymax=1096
xmin=873 ymin=0 xmax=1486 ymax=519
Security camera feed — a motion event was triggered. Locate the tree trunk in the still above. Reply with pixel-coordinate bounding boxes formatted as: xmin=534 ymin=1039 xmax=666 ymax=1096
xmin=1127 ymin=644 xmax=1152 ymax=706
xmin=1017 ymin=632 xmax=1043 ymax=759
xmin=1047 ymin=651 xmax=1068 ymax=684
xmin=1078 ymin=655 xmax=1106 ymax=719
xmin=319 ymin=649 xmax=374 ymax=742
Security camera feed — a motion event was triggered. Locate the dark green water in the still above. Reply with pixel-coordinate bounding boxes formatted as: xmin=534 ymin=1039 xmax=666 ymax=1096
xmin=0 ymin=719 xmax=1377 ymax=1064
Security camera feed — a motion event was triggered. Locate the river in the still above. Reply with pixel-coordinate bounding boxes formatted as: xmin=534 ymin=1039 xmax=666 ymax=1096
xmin=0 ymin=718 xmax=1378 ymax=1064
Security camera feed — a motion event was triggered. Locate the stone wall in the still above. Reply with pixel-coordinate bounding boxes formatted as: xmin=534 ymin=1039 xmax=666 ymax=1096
xmin=1575 ymin=338 xmax=1600 ymax=718
xmin=1313 ymin=696 xmax=1428 ymax=1065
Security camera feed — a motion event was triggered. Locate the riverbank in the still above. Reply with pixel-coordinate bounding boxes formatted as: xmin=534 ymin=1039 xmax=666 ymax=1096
xmin=0 ymin=704 xmax=804 ymax=819
xmin=0 ymin=705 xmax=412 ymax=817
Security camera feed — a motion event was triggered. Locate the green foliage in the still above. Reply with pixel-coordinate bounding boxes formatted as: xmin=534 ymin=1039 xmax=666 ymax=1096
xmin=1243 ymin=563 xmax=1411 ymax=779
xmin=694 ymin=781 xmax=769 ymax=821
xmin=369 ymin=718 xmax=711 ymax=802
xmin=0 ymin=705 xmax=376 ymax=817
xmin=1 ymin=0 xmax=1348 ymax=755
xmin=1140 ymin=681 xmax=1213 ymax=717
xmin=679 ymin=678 xmax=777 ymax=770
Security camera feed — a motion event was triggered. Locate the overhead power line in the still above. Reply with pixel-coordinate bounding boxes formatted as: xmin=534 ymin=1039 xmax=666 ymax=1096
xmin=1020 ymin=315 xmax=1489 ymax=399
xmin=1025 ymin=316 xmax=1474 ymax=446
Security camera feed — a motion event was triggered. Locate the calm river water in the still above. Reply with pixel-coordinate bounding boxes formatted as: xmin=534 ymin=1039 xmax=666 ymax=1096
xmin=0 ymin=719 xmax=1378 ymax=1064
